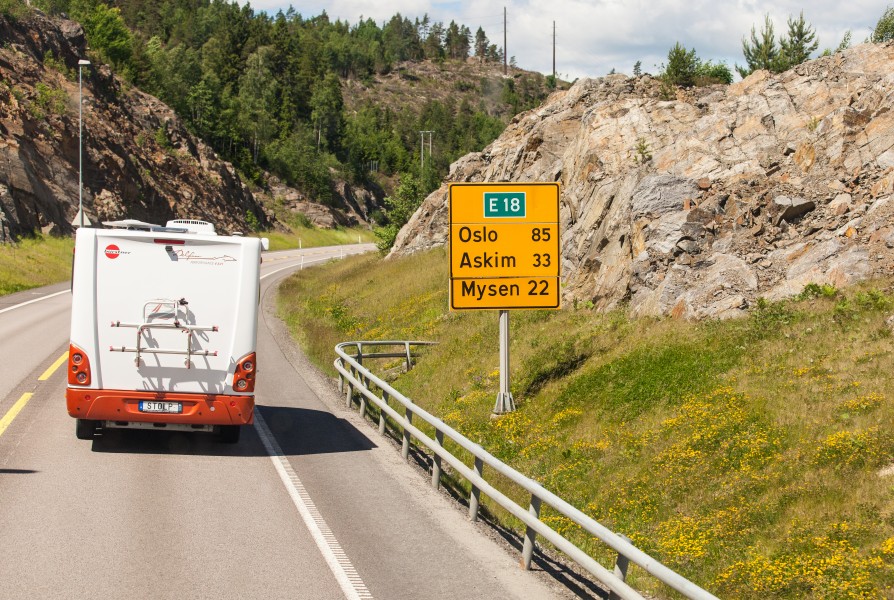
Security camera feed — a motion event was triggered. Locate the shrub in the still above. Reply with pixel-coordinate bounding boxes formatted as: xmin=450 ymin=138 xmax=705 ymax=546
xmin=28 ymin=82 xmax=67 ymax=119
xmin=695 ymin=60 xmax=733 ymax=85
xmin=42 ymin=50 xmax=75 ymax=80
xmin=796 ymin=282 xmax=838 ymax=301
xmin=374 ymin=172 xmax=424 ymax=251
xmin=634 ymin=137 xmax=652 ymax=163
xmin=288 ymin=212 xmax=313 ymax=229
xmin=0 ymin=0 xmax=29 ymax=19
xmin=154 ymin=127 xmax=172 ymax=150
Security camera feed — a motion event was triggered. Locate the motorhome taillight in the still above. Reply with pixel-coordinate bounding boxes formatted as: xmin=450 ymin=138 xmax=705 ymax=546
xmin=68 ymin=344 xmax=92 ymax=386
xmin=233 ymin=352 xmax=256 ymax=393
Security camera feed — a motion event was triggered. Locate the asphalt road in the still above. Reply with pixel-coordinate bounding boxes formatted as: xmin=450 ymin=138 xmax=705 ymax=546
xmin=0 ymin=244 xmax=576 ymax=600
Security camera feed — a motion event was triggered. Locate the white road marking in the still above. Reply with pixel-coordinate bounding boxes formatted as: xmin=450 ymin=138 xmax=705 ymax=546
xmin=0 ymin=290 xmax=68 ymax=315
xmin=253 ymin=246 xmax=374 ymax=597
xmin=254 ymin=411 xmax=374 ymax=600
xmin=260 ymin=250 xmax=365 ymax=281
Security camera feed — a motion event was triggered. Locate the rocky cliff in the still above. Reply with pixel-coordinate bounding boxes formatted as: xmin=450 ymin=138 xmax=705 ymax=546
xmin=391 ymin=42 xmax=894 ymax=318
xmin=0 ymin=10 xmax=269 ymax=237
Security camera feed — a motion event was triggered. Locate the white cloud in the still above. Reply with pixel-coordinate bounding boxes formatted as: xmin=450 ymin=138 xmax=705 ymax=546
xmin=239 ymin=0 xmax=884 ymax=79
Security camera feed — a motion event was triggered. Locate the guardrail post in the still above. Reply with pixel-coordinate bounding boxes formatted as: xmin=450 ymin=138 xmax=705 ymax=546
xmin=521 ymin=494 xmax=542 ymax=569
xmin=469 ymin=455 xmax=484 ymax=521
xmin=431 ymin=429 xmax=444 ymax=489
xmin=359 ymin=387 xmax=367 ymax=418
xmin=338 ymin=370 xmax=344 ymax=393
xmin=344 ymin=366 xmax=353 ymax=408
xmin=608 ymin=535 xmax=632 ymax=600
xmin=402 ymin=407 xmax=413 ymax=461
xmin=379 ymin=390 xmax=388 ymax=435
xmin=404 ymin=342 xmax=412 ymax=372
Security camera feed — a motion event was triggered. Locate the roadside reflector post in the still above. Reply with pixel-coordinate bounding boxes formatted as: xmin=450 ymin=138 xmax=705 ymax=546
xmin=493 ymin=309 xmax=515 ymax=414
xmin=521 ymin=494 xmax=542 ymax=569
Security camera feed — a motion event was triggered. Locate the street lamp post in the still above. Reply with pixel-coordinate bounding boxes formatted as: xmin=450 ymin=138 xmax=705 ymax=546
xmin=77 ymin=59 xmax=90 ymax=229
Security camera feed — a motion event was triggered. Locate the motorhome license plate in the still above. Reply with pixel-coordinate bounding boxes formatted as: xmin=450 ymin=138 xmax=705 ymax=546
xmin=139 ymin=401 xmax=182 ymax=414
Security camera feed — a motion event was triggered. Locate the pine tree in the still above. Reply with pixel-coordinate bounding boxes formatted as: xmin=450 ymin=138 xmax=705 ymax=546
xmin=423 ymin=21 xmax=444 ymax=60
xmin=737 ymin=14 xmax=779 ymax=78
xmin=458 ymin=25 xmax=471 ymax=60
xmin=474 ymin=27 xmax=488 ymax=62
xmin=872 ymin=6 xmax=894 ymax=43
xmin=444 ymin=21 xmax=463 ymax=59
xmin=779 ymin=11 xmax=818 ymax=69
xmin=309 ymin=72 xmax=344 ymax=151
xmin=663 ymin=42 xmax=699 ymax=88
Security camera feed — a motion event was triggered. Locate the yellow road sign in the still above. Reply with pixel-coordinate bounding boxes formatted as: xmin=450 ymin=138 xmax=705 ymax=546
xmin=449 ymin=183 xmax=560 ymax=310
xmin=450 ymin=277 xmax=560 ymax=310
xmin=450 ymin=183 xmax=560 ymax=224
xmin=449 ymin=224 xmax=559 ymax=278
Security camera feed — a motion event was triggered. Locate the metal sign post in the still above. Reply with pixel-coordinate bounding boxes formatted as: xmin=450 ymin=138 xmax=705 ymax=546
xmin=448 ymin=182 xmax=561 ymax=414
xmin=494 ymin=309 xmax=515 ymax=413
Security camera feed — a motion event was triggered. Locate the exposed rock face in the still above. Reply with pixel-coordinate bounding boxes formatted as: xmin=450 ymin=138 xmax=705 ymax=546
xmin=255 ymin=174 xmax=382 ymax=230
xmin=0 ymin=11 xmax=268 ymax=237
xmin=391 ymin=43 xmax=894 ymax=318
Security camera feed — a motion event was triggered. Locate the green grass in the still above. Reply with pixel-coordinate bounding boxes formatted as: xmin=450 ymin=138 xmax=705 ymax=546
xmin=255 ymin=226 xmax=375 ymax=251
xmin=278 ymin=248 xmax=894 ymax=599
xmin=0 ymin=235 xmax=74 ymax=295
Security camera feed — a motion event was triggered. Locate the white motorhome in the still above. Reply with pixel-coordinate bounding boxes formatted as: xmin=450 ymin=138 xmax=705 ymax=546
xmin=66 ymin=219 xmax=266 ymax=443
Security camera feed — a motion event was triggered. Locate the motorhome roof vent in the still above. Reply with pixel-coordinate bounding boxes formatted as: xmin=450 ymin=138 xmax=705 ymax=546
xmin=165 ymin=219 xmax=216 ymax=235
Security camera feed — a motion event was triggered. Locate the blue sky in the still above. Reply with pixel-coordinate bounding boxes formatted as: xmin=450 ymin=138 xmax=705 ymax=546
xmin=241 ymin=1 xmax=884 ymax=80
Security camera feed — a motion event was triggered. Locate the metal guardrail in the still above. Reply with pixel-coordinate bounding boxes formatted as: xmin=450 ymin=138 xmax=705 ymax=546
xmin=334 ymin=341 xmax=720 ymax=600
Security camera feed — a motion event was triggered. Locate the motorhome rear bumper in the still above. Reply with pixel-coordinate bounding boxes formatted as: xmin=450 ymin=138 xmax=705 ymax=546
xmin=66 ymin=389 xmax=254 ymax=425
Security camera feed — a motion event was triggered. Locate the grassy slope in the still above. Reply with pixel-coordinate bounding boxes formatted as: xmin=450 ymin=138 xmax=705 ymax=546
xmin=257 ymin=226 xmax=376 ymax=252
xmin=0 ymin=235 xmax=74 ymax=295
xmin=278 ymin=248 xmax=894 ymax=599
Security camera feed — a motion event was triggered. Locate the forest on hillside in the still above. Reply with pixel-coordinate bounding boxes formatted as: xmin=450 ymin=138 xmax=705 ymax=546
xmin=25 ymin=0 xmax=554 ymax=236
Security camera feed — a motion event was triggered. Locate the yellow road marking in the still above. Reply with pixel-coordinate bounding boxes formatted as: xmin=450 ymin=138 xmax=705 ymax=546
xmin=38 ymin=351 xmax=69 ymax=381
xmin=0 ymin=393 xmax=34 ymax=438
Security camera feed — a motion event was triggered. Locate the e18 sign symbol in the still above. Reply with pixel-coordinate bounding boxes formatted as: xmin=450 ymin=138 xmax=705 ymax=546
xmin=483 ymin=192 xmax=526 ymax=218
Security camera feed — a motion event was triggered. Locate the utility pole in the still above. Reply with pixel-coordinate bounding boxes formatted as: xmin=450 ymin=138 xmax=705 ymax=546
xmin=503 ymin=7 xmax=507 ymax=75
xmin=419 ymin=130 xmax=433 ymax=174
xmin=78 ymin=59 xmax=90 ymax=229
xmin=553 ymin=21 xmax=556 ymax=80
